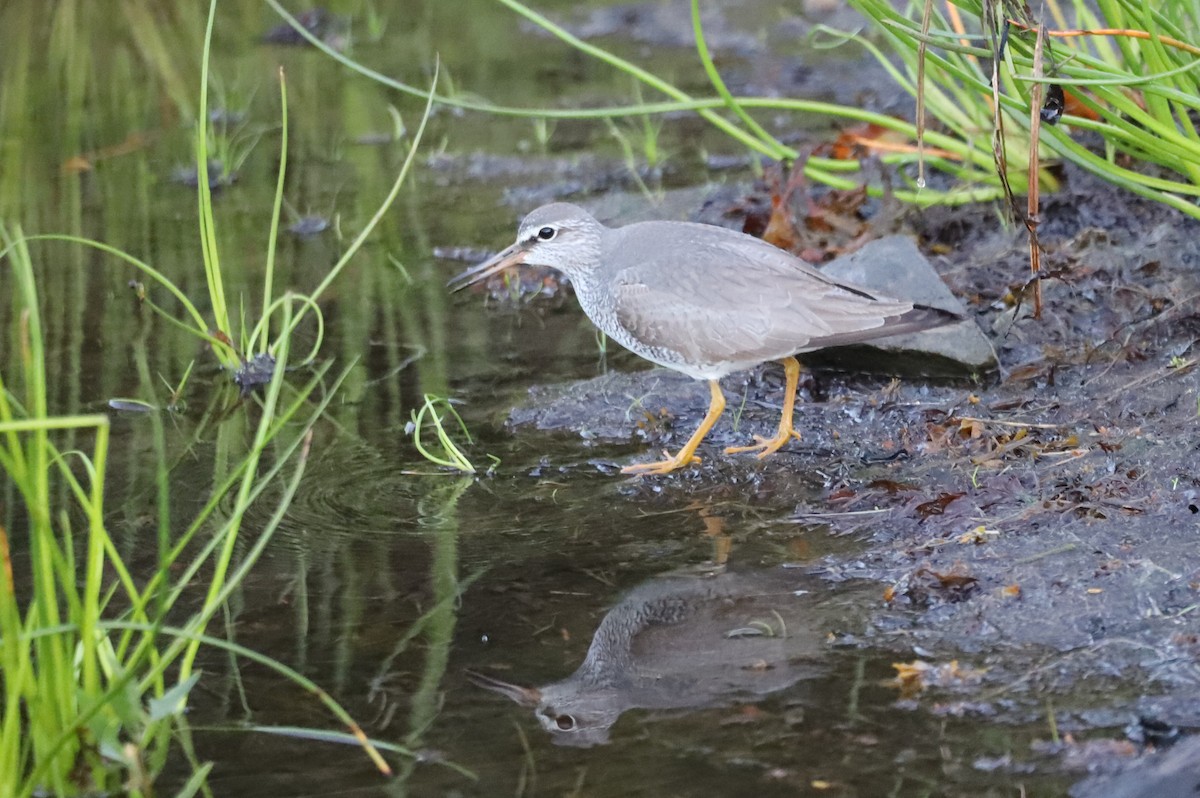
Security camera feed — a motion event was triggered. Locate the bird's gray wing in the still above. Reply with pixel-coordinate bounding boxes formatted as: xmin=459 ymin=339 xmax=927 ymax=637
xmin=611 ymin=234 xmax=915 ymax=366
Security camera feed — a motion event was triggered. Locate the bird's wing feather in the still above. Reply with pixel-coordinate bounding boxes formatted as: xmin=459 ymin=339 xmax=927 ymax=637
xmin=610 ymin=230 xmax=917 ymax=365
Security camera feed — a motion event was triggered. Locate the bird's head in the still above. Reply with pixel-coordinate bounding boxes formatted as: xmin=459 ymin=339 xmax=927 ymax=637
xmin=466 ymin=669 xmax=622 ymax=748
xmin=448 ymin=203 xmax=603 ymax=291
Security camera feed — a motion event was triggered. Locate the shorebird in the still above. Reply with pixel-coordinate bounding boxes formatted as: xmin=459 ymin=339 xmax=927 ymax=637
xmin=451 ymin=203 xmax=957 ymax=475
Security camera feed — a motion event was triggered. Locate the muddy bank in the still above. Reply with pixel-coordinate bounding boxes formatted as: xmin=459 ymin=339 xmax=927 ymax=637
xmin=498 ymin=162 xmax=1200 ymax=781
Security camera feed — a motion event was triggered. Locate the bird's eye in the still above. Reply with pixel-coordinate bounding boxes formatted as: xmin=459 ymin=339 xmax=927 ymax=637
xmin=555 ymin=714 xmax=575 ymax=731
xmin=537 ymin=226 xmax=557 ymax=241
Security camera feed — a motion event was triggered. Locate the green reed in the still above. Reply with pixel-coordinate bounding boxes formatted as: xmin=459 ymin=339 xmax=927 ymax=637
xmin=0 ymin=0 xmax=444 ymax=792
xmin=0 ymin=234 xmax=391 ymax=794
xmin=266 ymin=0 xmax=1200 ymax=215
xmin=410 ymin=395 xmax=477 ymax=473
xmin=852 ymin=0 xmax=1200 ymax=218
xmin=264 ymin=0 xmax=1006 ymax=205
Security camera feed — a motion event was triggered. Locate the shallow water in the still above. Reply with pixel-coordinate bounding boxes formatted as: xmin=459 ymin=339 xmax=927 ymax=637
xmin=0 ymin=2 xmax=1091 ymax=795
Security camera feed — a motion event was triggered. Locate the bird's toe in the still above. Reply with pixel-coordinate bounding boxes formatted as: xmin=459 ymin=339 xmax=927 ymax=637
xmin=725 ymin=429 xmax=801 ymax=459
xmin=620 ymin=449 xmax=701 ymax=476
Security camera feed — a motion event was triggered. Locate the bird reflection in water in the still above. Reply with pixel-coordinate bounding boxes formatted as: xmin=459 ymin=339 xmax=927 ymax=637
xmin=468 ymin=566 xmax=832 ymax=748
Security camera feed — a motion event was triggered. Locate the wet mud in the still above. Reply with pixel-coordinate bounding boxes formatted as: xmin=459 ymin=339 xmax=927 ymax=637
xmin=494 ymin=161 xmax=1200 ymax=784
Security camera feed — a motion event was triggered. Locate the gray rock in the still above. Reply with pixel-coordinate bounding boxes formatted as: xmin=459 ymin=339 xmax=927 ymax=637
xmin=817 ymin=235 xmax=998 ymax=377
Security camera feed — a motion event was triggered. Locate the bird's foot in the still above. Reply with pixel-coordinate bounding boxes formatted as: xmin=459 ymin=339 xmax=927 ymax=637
xmin=724 ymin=429 xmax=801 ymax=459
xmin=621 ymin=449 xmax=701 ymax=476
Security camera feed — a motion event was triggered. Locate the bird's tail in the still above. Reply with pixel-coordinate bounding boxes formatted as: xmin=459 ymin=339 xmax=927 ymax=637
xmin=804 ymin=303 xmax=962 ymax=351
xmin=882 ymin=304 xmax=963 ymax=337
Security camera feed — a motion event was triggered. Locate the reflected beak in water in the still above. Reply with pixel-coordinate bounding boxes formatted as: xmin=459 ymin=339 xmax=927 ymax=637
xmin=447 ymin=243 xmax=528 ymax=292
xmin=465 ymin=669 xmax=542 ymax=707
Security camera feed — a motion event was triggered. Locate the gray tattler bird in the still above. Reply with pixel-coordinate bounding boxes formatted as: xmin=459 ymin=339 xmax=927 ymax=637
xmin=450 ymin=203 xmax=958 ymax=475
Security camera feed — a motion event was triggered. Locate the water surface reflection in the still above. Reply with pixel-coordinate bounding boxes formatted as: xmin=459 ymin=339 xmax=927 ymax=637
xmin=469 ymin=565 xmax=835 ymax=747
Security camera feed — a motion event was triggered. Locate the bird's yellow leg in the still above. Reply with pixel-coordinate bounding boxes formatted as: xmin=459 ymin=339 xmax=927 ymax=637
xmin=623 ymin=379 xmax=726 ymax=476
xmin=725 ymin=356 xmax=803 ymax=459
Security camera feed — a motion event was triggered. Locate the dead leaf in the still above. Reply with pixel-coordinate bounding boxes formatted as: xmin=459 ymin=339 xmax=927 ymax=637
xmin=958 ymin=417 xmax=986 ymax=439
xmin=957 ymin=525 xmax=998 ymax=545
xmin=905 ymin=565 xmax=979 ymax=605
xmin=868 ymin=479 xmax=919 ymax=495
xmin=915 ymin=492 xmax=966 ymax=518
xmin=890 ymin=658 xmax=988 ymax=698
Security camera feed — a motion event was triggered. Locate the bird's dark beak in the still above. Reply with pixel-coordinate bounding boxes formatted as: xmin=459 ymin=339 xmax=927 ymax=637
xmin=447 ymin=243 xmax=527 ymax=292
xmin=465 ymin=669 xmax=542 ymax=707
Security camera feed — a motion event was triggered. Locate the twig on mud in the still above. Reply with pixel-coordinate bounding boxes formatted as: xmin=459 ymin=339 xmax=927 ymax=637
xmin=1013 ymin=543 xmax=1078 ymax=564
xmin=1101 ymin=357 xmax=1199 ymax=402
xmin=1032 ymin=449 xmax=1092 ymax=473
xmin=634 ymin=502 xmax=738 ymax=518
xmin=579 ymin=568 xmax=616 ymax=587
xmin=791 ymin=508 xmax=891 ymax=521
xmin=956 ymin=416 xmax=1059 ymax=430
xmin=1078 ymin=330 xmax=1136 ymax=389
xmin=977 ymin=638 xmax=1168 ymax=702
xmin=1080 ymin=290 xmax=1200 ymax=391
xmin=1136 ymin=560 xmax=1183 ymax=582
xmin=1026 ymin=20 xmax=1046 ymax=319
xmin=1036 ymin=449 xmax=1089 ymax=459
xmin=906 ymin=535 xmax=974 ymax=554
xmin=1167 ymin=603 xmax=1198 ymax=620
